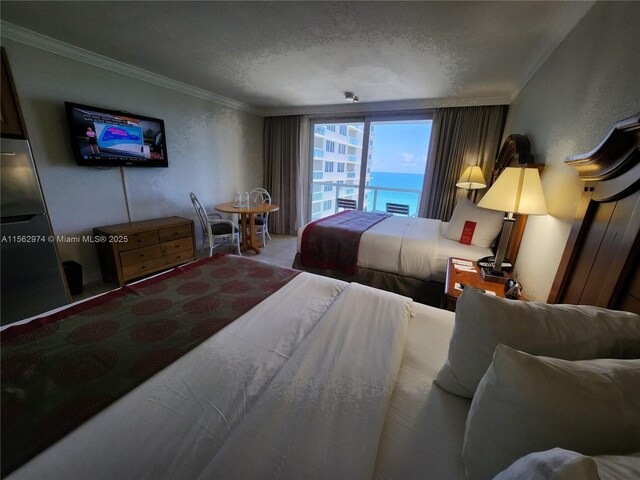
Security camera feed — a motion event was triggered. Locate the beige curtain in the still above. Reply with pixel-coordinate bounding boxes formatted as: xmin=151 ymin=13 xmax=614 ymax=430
xmin=264 ymin=115 xmax=309 ymax=235
xmin=419 ymin=105 xmax=507 ymax=220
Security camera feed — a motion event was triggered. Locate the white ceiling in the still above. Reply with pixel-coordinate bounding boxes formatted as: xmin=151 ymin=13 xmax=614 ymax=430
xmin=0 ymin=1 xmax=594 ymax=115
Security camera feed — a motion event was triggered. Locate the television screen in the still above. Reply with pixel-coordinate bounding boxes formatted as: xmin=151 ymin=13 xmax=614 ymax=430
xmin=65 ymin=102 xmax=168 ymax=167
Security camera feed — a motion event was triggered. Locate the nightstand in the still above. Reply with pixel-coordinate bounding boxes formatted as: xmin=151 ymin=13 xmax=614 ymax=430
xmin=441 ymin=257 xmax=523 ymax=312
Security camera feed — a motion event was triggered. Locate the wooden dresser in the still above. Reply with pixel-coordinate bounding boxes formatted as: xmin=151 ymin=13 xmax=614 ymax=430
xmin=94 ymin=216 xmax=196 ymax=286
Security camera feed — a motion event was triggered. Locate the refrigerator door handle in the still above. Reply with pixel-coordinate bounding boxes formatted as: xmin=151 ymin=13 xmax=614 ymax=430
xmin=1 ymin=214 xmax=38 ymax=224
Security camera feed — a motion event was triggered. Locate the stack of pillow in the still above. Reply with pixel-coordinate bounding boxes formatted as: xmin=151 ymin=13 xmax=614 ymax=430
xmin=434 ymin=287 xmax=640 ymax=480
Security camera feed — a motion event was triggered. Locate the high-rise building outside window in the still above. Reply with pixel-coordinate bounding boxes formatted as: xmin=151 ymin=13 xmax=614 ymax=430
xmin=311 ymin=119 xmax=431 ymax=220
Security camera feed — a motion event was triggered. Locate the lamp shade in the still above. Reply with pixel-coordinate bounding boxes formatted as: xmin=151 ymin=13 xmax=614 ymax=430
xmin=478 ymin=167 xmax=547 ymax=215
xmin=456 ymin=166 xmax=487 ymax=190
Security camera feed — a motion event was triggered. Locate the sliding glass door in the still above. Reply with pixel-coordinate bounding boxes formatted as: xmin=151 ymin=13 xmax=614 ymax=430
xmin=310 ymin=121 xmax=366 ymax=221
xmin=309 ymin=116 xmax=432 ymax=221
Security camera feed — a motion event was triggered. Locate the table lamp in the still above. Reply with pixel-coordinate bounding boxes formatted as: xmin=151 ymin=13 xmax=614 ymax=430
xmin=477 ymin=167 xmax=547 ymax=282
xmin=455 ymin=166 xmax=487 ymax=190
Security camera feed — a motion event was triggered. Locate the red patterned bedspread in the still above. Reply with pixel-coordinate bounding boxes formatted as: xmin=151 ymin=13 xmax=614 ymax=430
xmin=300 ymin=210 xmax=391 ymax=273
xmin=0 ymin=254 xmax=300 ymax=477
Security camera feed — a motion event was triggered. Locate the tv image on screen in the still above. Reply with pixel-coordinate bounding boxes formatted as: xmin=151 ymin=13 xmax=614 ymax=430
xmin=65 ymin=102 xmax=168 ymax=167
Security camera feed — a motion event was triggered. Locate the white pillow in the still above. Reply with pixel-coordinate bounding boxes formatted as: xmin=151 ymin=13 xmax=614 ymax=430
xmin=495 ymin=449 xmax=640 ymax=480
xmin=462 ymin=345 xmax=640 ymax=480
xmin=494 ymin=448 xmax=600 ymax=480
xmin=434 ymin=287 xmax=640 ymax=398
xmin=593 ymin=452 xmax=640 ymax=480
xmin=442 ymin=197 xmax=504 ymax=247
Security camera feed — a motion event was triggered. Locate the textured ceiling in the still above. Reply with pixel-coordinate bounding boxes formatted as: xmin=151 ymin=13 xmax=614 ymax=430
xmin=0 ymin=1 xmax=594 ymax=113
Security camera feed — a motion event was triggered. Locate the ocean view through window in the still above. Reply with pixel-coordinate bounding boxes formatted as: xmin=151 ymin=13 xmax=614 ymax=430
xmin=310 ymin=118 xmax=431 ymax=220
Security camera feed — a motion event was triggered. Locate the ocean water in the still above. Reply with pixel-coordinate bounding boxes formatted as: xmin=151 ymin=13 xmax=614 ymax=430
xmin=368 ymin=172 xmax=424 ymax=215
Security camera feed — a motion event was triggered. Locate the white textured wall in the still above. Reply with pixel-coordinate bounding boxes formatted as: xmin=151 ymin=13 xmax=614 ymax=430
xmin=2 ymin=39 xmax=263 ymax=282
xmin=503 ymin=1 xmax=640 ymax=301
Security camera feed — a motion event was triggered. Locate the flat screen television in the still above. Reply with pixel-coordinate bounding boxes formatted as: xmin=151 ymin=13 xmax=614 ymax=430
xmin=65 ymin=102 xmax=168 ymax=167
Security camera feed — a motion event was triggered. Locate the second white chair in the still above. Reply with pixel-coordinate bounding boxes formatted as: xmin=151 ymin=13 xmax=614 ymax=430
xmin=245 ymin=188 xmax=272 ymax=245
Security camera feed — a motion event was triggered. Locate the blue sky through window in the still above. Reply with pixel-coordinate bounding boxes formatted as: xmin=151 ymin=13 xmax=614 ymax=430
xmin=369 ymin=121 xmax=432 ymax=174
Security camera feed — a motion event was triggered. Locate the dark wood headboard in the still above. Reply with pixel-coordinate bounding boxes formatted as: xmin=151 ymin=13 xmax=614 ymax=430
xmin=548 ymin=113 xmax=640 ymax=313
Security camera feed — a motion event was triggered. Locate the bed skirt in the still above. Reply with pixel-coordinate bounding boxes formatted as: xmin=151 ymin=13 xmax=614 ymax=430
xmin=292 ymin=253 xmax=444 ymax=306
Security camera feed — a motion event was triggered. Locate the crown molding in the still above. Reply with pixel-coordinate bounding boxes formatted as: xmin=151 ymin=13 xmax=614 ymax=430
xmin=0 ymin=21 xmax=264 ymax=116
xmin=1 ymin=20 xmax=530 ymax=119
xmin=262 ymin=95 xmax=511 ymax=117
xmin=508 ymin=1 xmax=595 ymax=103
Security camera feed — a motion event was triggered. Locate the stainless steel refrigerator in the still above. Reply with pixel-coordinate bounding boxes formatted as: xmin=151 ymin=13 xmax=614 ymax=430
xmin=1 ymin=138 xmax=69 ymax=325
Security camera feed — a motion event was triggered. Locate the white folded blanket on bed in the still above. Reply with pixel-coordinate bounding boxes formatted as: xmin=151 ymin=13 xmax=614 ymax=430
xmin=354 ymin=216 xmax=442 ymax=279
xmin=198 ymin=282 xmax=412 ymax=479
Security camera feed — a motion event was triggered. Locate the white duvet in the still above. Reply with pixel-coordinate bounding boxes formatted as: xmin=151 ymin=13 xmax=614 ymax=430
xmin=9 ymin=273 xmax=432 ymax=480
xmin=298 ymin=215 xmax=492 ymax=282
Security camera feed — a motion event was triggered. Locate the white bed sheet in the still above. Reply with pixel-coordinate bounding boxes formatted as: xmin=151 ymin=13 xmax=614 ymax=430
xmin=199 ymin=282 xmax=412 ymax=479
xmin=297 ymin=215 xmax=492 ymax=282
xmin=374 ymin=302 xmax=470 ymax=479
xmin=7 ymin=272 xmax=466 ymax=480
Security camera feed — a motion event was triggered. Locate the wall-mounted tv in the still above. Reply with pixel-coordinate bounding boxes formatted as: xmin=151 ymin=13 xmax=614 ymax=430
xmin=65 ymin=102 xmax=168 ymax=167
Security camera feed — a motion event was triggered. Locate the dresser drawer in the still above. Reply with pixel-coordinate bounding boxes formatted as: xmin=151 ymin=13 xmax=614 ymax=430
xmin=162 ymin=249 xmax=194 ymax=267
xmin=160 ymin=237 xmax=193 ymax=256
xmin=119 ymin=230 xmax=159 ymax=252
xmin=95 ymin=217 xmax=194 ymax=286
xmin=121 ymin=249 xmax=194 ymax=280
xmin=122 ymin=256 xmax=168 ymax=279
xmin=120 ymin=244 xmax=162 ymax=266
xmin=158 ymin=224 xmax=191 ymax=243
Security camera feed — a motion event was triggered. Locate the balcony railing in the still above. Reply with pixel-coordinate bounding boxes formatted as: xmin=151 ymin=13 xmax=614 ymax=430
xmin=364 ymin=185 xmax=421 ymax=217
xmin=313 ymin=148 xmax=324 ymax=158
xmin=310 ymin=181 xmax=422 ymax=218
xmin=314 ymin=126 xmax=326 ymax=135
xmin=349 ymin=137 xmax=358 ymax=146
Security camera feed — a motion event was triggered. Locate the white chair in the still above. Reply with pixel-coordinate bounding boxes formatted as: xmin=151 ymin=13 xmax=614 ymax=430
xmin=190 ymin=192 xmax=241 ymax=256
xmin=248 ymin=187 xmax=272 ymax=245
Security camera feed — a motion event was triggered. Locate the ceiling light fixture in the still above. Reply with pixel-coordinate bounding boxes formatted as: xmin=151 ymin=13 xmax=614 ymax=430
xmin=344 ymin=92 xmax=359 ymax=103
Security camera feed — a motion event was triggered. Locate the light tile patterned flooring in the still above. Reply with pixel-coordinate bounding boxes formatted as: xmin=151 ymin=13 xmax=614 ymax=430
xmin=74 ymin=234 xmax=299 ymax=302
xmin=237 ymin=234 xmax=298 ymax=268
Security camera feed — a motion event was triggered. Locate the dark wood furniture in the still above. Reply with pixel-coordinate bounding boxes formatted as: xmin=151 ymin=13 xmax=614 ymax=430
xmin=337 ymin=198 xmax=357 ymax=210
xmin=94 ymin=216 xmax=195 ymax=286
xmin=548 ymin=113 xmax=640 ymax=314
xmin=442 ymin=258 xmax=508 ymax=311
xmin=1 ymin=48 xmax=27 ymax=139
xmin=386 ymin=202 xmax=410 ymax=216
